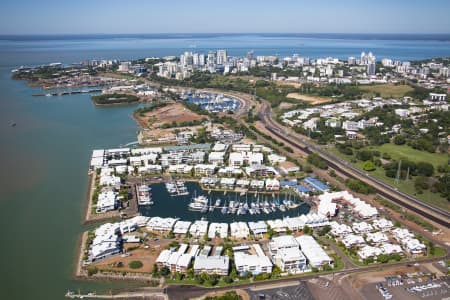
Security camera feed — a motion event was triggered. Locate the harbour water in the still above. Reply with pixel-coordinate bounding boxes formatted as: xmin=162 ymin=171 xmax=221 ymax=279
xmin=1 ymin=33 xmax=449 ymax=300
xmin=140 ymin=182 xmax=310 ymax=222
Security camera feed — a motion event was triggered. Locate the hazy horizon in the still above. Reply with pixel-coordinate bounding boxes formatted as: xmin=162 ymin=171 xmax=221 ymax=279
xmin=1 ymin=32 xmax=450 ymax=36
xmin=1 ymin=0 xmax=450 ymax=35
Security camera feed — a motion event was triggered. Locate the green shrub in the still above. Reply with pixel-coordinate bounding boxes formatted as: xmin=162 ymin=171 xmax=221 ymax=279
xmin=363 ymin=160 xmax=376 ymax=171
xmin=87 ymin=267 xmax=98 ymax=276
xmin=345 ymin=178 xmax=375 ymax=194
xmin=128 ymin=260 xmax=143 ymax=269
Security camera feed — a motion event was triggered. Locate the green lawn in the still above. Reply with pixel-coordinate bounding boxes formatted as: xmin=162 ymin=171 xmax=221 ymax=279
xmin=432 ymin=247 xmax=447 ymax=258
xmin=368 ymin=144 xmax=449 ymax=169
xmin=327 ymin=146 xmax=450 ymax=212
xmin=361 ymin=84 xmax=413 ymax=98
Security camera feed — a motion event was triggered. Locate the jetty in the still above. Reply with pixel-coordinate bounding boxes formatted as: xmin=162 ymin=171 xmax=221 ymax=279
xmin=165 ymin=179 xmax=189 ymax=196
xmin=33 ymin=88 xmax=102 ymax=97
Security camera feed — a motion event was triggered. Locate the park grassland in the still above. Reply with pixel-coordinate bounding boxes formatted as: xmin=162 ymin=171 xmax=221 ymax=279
xmin=367 ymin=144 xmax=449 ymax=169
xmin=361 ymin=84 xmax=413 ymax=98
xmin=327 ymin=145 xmax=450 ymax=212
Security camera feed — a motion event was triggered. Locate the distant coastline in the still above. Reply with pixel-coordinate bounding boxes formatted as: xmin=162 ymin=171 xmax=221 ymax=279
xmin=1 ymin=32 xmax=450 ymax=42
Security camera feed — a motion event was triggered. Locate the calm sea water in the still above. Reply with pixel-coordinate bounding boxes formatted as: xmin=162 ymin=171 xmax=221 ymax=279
xmin=140 ymin=182 xmax=310 ymax=222
xmin=0 ymin=34 xmax=449 ymax=300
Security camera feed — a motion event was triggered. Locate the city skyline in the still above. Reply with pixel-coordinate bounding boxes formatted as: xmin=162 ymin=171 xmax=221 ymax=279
xmin=1 ymin=0 xmax=450 ymax=35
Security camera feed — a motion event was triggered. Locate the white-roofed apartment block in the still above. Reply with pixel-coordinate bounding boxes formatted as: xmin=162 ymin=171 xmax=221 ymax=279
xmin=96 ymin=190 xmax=119 ymax=213
xmin=189 ymin=220 xmax=209 ymax=238
xmin=230 ymin=222 xmax=250 ymax=239
xmin=156 ymin=243 xmax=194 ymax=274
xmin=234 ymin=244 xmax=273 ymax=275
xmin=173 ymin=221 xmax=192 ymax=235
xmin=365 ymin=232 xmax=389 ymax=245
xmin=372 ymin=218 xmax=394 ymax=232
xmin=193 ymin=254 xmax=229 ymax=275
xmin=89 ymin=222 xmax=122 ymax=262
xmin=208 ymin=223 xmax=229 ymax=239
xmin=208 ymin=151 xmax=225 ymax=165
xmin=352 ymin=221 xmax=374 ymax=234
xmin=247 ymin=221 xmax=268 ymax=236
xmin=146 ymin=217 xmax=178 ymax=233
xmin=269 ymin=235 xmax=309 ymax=274
xmin=342 ymin=234 xmax=365 ymax=248
xmin=296 ymin=235 xmax=333 ymax=270
xmin=329 ymin=221 xmax=353 ymax=237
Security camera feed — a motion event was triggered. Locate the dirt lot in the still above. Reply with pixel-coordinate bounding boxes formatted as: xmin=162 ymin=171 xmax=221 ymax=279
xmin=92 ymin=239 xmax=172 ymax=273
xmin=198 ymin=289 xmax=250 ymax=300
xmin=353 ymin=265 xmax=422 ymax=289
xmin=279 ymin=102 xmax=296 ymax=110
xmin=355 ymin=264 xmax=449 ymax=300
xmin=275 ymin=81 xmax=302 ymax=88
xmin=286 ymin=93 xmax=331 ymax=105
xmin=136 ymin=103 xmax=206 ymax=129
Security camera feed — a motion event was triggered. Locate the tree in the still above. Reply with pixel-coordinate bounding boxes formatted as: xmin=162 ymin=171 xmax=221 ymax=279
xmin=307 ymin=153 xmax=328 ymax=169
xmin=416 ymin=162 xmax=434 ymax=177
xmin=174 ymin=272 xmax=184 ymax=281
xmin=377 ymin=254 xmax=389 ymax=263
xmin=207 ymin=274 xmax=219 ymax=286
xmin=345 ymin=178 xmax=375 ymax=194
xmin=363 ymin=160 xmax=376 ymax=171
xmin=382 ymin=152 xmax=391 ymax=160
xmin=337 ymin=144 xmax=354 ymax=155
xmin=230 ymin=268 xmax=238 ymax=280
xmin=391 ymin=253 xmax=402 ymax=261
xmin=433 ymin=174 xmax=450 ymax=200
xmin=195 ymin=274 xmax=205 ymax=284
xmin=363 ymin=257 xmax=374 ymax=265
xmin=322 ymin=264 xmax=332 ymax=271
xmin=271 ymin=266 xmax=282 ymax=278
xmin=318 ymin=225 xmax=331 ymax=236
xmin=267 ymin=227 xmax=275 ymax=239
xmin=393 ymin=135 xmax=406 ymax=145
xmin=152 ymin=263 xmax=159 ymax=277
xmin=303 ymin=225 xmax=312 ymax=235
xmin=356 ymin=150 xmax=373 ymax=162
xmin=159 ymin=266 xmax=170 ymax=277
xmin=414 ymin=176 xmax=429 ymax=191
xmin=186 ymin=268 xmax=195 ymax=279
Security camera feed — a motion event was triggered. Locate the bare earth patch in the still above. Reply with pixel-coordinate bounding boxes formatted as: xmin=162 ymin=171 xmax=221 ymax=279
xmin=279 ymin=102 xmax=296 ymax=110
xmin=91 ymin=243 xmax=167 ymax=273
xmin=275 ymin=81 xmax=302 ymax=88
xmin=137 ymin=102 xmax=206 ymax=129
xmin=286 ymin=93 xmax=331 ymax=105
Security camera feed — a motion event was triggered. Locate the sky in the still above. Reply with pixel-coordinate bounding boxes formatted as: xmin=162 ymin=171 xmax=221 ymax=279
xmin=0 ymin=0 xmax=449 ymax=35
